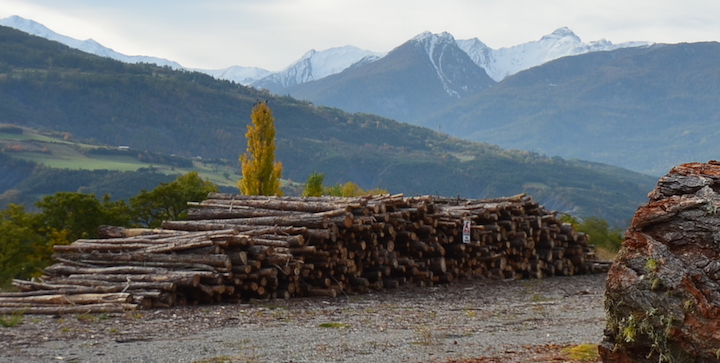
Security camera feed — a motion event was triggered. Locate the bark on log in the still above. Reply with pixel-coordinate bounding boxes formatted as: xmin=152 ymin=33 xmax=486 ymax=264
xmin=193 ymin=215 xmax=331 ymax=229
xmin=63 ymin=273 xmax=206 ymax=286
xmin=97 ymin=225 xmax=179 ymax=238
xmin=0 ymin=303 xmax=138 ymax=315
xmin=190 ymin=197 xmax=358 ymax=213
xmin=52 ymin=252 xmax=231 ymax=269
xmin=0 ymin=292 xmax=132 ymax=305
xmin=187 ymin=206 xmax=313 ymax=220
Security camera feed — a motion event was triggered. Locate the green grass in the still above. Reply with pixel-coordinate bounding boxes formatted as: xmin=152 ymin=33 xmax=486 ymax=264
xmin=562 ymin=343 xmax=600 ymax=361
xmin=0 ymin=310 xmax=25 ymax=327
xmin=0 ymin=127 xmax=239 ymax=189
xmin=0 ymin=131 xmax=70 ymax=144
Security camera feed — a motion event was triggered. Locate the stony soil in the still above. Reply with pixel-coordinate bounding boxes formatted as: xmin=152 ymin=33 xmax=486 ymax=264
xmin=0 ymin=273 xmax=607 ymax=363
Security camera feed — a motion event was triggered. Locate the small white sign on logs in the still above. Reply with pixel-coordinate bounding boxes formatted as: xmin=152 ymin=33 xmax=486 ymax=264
xmin=462 ymin=219 xmax=471 ymax=243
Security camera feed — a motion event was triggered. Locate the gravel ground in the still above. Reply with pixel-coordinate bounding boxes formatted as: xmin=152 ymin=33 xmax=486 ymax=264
xmin=0 ymin=273 xmax=607 ymax=363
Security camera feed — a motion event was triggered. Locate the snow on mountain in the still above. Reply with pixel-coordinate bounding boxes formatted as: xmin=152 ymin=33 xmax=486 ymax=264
xmin=0 ymin=15 xmax=185 ymax=70
xmin=1 ymin=15 xmax=651 ymax=89
xmin=410 ymin=31 xmax=484 ymax=97
xmin=200 ymin=66 xmax=273 ymax=85
xmin=0 ymin=15 xmax=274 ymax=84
xmin=252 ymin=46 xmax=385 ymax=91
xmin=457 ymin=27 xmax=652 ymax=82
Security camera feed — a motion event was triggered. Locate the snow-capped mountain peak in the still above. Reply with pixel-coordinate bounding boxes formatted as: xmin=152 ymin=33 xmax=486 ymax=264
xmin=409 ymin=32 xmax=466 ymax=96
xmin=251 ymin=45 xmax=385 ymax=91
xmin=200 ymin=66 xmax=273 ymax=86
xmin=282 ymin=46 xmax=380 ymax=80
xmin=1 ymin=15 xmax=53 ymax=38
xmin=458 ymin=27 xmax=652 ymax=81
xmin=411 ymin=31 xmax=454 ymax=42
xmin=0 ymin=15 xmax=185 ymax=69
xmin=1 ymin=15 xmax=652 ymax=90
xmin=406 ymin=31 xmax=494 ymax=97
xmin=542 ymin=27 xmax=581 ymax=42
xmin=411 ymin=31 xmax=456 ymax=53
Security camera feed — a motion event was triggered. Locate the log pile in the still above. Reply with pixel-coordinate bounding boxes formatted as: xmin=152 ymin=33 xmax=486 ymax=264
xmin=2 ymin=192 xmax=606 ymax=314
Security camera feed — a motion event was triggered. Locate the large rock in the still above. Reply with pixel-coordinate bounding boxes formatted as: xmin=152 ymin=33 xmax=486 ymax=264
xmin=600 ymin=161 xmax=720 ymax=362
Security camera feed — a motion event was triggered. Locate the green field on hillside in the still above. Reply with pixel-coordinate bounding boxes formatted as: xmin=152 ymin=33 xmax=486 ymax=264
xmin=0 ymin=127 xmax=239 ymax=189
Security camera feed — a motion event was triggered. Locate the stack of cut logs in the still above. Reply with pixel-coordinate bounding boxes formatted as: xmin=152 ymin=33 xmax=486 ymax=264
xmin=0 ymin=193 xmax=608 ymax=314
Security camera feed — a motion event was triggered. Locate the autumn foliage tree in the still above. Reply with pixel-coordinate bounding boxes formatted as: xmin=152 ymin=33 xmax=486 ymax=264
xmin=323 ymin=181 xmax=387 ymax=197
xmin=302 ymin=171 xmax=324 ymax=197
xmin=238 ymin=102 xmax=283 ymax=196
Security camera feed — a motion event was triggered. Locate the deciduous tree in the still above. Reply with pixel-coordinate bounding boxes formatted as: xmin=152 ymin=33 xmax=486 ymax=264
xmin=35 ymin=192 xmax=126 ymax=241
xmin=238 ymin=102 xmax=283 ymax=196
xmin=130 ymin=172 xmax=218 ymax=228
xmin=0 ymin=205 xmax=44 ymax=287
xmin=302 ymin=171 xmax=324 ymax=197
xmin=577 ymin=216 xmax=623 ymax=252
xmin=324 ymin=181 xmax=389 ymax=197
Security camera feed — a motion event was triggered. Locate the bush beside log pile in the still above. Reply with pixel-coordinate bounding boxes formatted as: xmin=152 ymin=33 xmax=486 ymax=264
xmin=1 ymin=192 xmax=607 ymax=314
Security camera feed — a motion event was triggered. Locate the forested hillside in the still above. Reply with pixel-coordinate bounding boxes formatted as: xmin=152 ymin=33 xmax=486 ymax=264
xmin=0 ymin=153 xmax=35 ymax=195
xmin=0 ymin=25 xmax=657 ymax=225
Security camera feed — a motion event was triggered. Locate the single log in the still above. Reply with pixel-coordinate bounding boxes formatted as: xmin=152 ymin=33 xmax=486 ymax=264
xmin=0 ymin=287 xmax=126 ymax=298
xmin=429 ymin=257 xmax=447 ymax=274
xmin=0 ymin=303 xmax=138 ymax=315
xmin=195 ymin=214 xmax=331 ymax=229
xmin=97 ymin=225 xmax=178 ymax=238
xmin=0 ymin=292 xmax=132 ymax=305
xmin=64 ymin=272 xmax=208 ymax=286
xmin=52 ymin=252 xmax=232 ymax=269
xmin=191 ymin=197 xmax=357 ymax=213
xmin=188 ymin=206 xmax=308 ymax=220
xmin=138 ymin=237 xmax=218 ymax=254
xmin=266 ymin=253 xmax=293 ymax=266
xmin=43 ymin=264 xmax=185 ymax=276
xmin=53 ymin=242 xmax=157 ymax=252
xmin=11 ymin=279 xmax=155 ymax=294
xmin=249 ymin=234 xmax=305 ymax=247
xmin=249 ymin=238 xmax=291 ymax=248
xmin=41 ymin=278 xmax=178 ymax=292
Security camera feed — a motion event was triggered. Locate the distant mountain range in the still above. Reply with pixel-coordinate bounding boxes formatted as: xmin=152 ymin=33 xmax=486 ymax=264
xmin=7 ymin=14 xmax=718 ymax=177
xmin=0 ymin=15 xmax=185 ymax=70
xmin=0 ymin=15 xmax=647 ymax=87
xmin=0 ymin=24 xmax=657 ymax=225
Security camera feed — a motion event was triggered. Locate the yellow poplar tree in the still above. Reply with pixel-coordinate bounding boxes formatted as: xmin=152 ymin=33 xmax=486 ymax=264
xmin=238 ymin=102 xmax=283 ymax=196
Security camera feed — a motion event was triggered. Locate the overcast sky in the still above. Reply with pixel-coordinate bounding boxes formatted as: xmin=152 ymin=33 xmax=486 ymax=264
xmin=1 ymin=0 xmax=719 ymax=71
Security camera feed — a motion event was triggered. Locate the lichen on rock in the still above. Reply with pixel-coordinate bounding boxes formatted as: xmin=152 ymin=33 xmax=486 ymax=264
xmin=600 ymin=161 xmax=720 ymax=363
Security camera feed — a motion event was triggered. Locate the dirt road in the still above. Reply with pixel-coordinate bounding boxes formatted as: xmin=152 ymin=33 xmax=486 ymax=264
xmin=1 ymin=273 xmax=606 ymax=362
